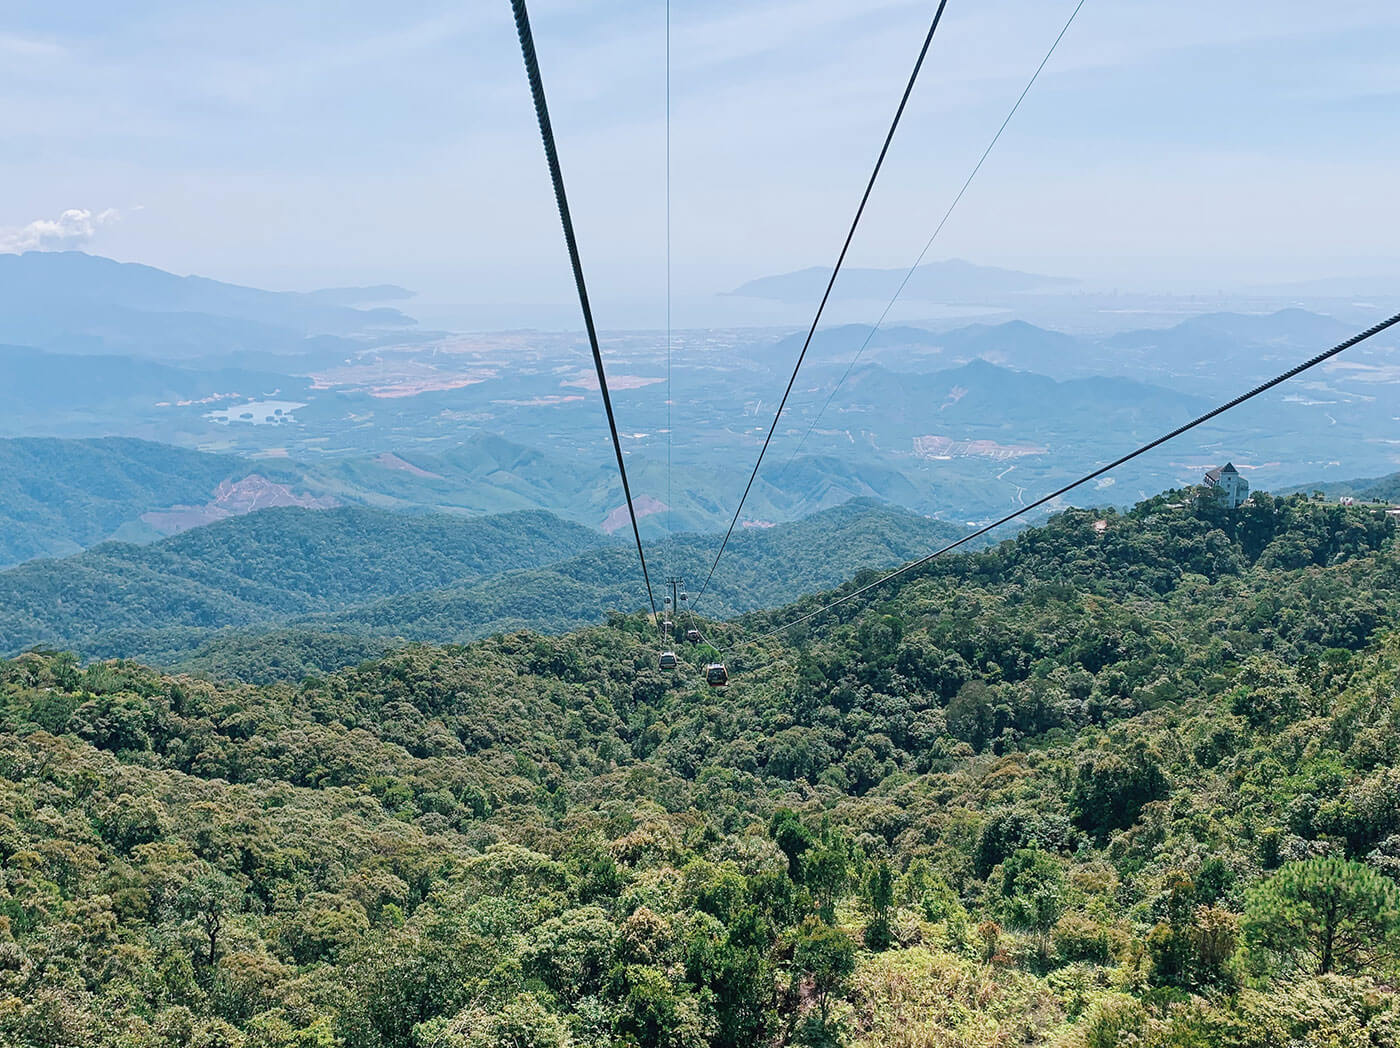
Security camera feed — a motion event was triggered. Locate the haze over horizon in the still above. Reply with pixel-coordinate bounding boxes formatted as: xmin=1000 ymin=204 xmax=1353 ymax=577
xmin=4 ymin=0 xmax=1399 ymax=328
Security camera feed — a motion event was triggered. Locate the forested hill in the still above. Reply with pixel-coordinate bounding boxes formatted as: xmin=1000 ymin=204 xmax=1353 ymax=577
xmin=0 ymin=437 xmax=289 ymax=566
xmin=300 ymin=498 xmax=968 ymax=645
xmin=0 ymin=490 xmax=1398 ymax=1046
xmin=1286 ymin=470 xmax=1400 ymax=503
xmin=0 ymin=433 xmax=957 ymax=570
xmin=0 ymin=499 xmax=967 ymax=674
xmin=0 ymin=505 xmax=608 ymax=655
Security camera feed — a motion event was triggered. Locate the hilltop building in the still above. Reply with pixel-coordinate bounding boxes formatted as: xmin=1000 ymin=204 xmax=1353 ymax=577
xmin=1203 ymin=462 xmax=1250 ymax=508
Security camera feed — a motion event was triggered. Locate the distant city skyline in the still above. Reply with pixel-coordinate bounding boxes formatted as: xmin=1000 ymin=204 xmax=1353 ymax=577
xmin=3 ymin=0 xmax=1399 ymax=322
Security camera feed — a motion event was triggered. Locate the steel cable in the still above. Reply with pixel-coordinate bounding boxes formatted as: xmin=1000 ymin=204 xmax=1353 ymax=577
xmin=693 ymin=0 xmax=955 ymax=607
xmin=764 ymin=309 xmax=1400 ymax=636
xmin=510 ymin=0 xmax=660 ymax=626
xmin=665 ymin=0 xmax=674 ymax=582
xmin=773 ymin=0 xmax=1088 ymax=485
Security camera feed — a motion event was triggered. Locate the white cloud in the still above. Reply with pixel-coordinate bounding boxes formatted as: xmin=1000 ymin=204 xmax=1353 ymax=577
xmin=0 ymin=207 xmax=123 ymax=253
xmin=0 ymin=32 xmax=67 ymax=60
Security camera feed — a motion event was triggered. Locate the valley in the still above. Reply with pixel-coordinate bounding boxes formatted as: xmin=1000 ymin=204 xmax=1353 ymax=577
xmin=2 ymin=253 xmax=1396 ymax=565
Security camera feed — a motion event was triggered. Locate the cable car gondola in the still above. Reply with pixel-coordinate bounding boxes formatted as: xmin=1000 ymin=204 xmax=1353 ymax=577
xmin=659 ymin=651 xmax=678 ymax=671
xmin=685 ymin=629 xmax=701 ymax=644
xmin=705 ymin=663 xmax=729 ymax=687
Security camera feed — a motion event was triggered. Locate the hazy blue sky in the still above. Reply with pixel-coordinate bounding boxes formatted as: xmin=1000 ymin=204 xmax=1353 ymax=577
xmin=3 ymin=0 xmax=1399 ymax=317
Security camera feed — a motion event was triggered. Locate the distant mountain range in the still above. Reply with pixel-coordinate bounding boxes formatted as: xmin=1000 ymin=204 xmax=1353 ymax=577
xmin=728 ymin=259 xmax=1076 ymax=304
xmin=771 ymin=310 xmax=1372 ymax=393
xmin=812 ymin=358 xmax=1210 ymax=434
xmin=3 ymin=293 xmax=1393 ymax=569
xmin=0 ymin=343 xmax=1216 ymax=570
xmin=1103 ymin=309 xmax=1358 ymax=379
xmin=0 ymin=252 xmax=1392 ymax=560
xmin=0 ymin=251 xmax=417 ymax=358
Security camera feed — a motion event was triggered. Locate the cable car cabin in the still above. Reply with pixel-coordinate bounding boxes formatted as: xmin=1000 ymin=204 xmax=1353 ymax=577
xmin=663 ymin=619 xmax=674 ymax=634
xmin=685 ymin=629 xmax=701 ymax=644
xmin=659 ymin=651 xmax=678 ymax=671
xmin=705 ymin=663 xmax=729 ymax=687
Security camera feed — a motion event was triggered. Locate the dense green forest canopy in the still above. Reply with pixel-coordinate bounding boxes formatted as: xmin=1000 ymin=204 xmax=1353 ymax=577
xmin=0 ymin=490 xmax=1397 ymax=1046
xmin=0 ymin=505 xmax=607 ymax=656
xmin=0 ymin=499 xmax=967 ymax=678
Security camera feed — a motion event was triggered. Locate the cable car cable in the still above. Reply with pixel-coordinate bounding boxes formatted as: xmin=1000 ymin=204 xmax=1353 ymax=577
xmin=509 ymin=0 xmax=660 ymax=628
xmin=665 ymin=0 xmax=674 ymax=581
xmin=764 ymin=308 xmax=1400 ymax=636
xmin=772 ymin=0 xmax=1088 ymax=485
xmin=693 ymin=0 xmax=954 ymax=608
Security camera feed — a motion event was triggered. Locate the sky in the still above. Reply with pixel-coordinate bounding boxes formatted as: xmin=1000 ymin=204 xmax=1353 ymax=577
xmin=3 ymin=0 xmax=1399 ymax=325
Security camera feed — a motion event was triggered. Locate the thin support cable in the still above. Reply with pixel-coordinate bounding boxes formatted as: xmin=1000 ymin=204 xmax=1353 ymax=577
xmin=510 ymin=0 xmax=659 ymax=626
xmin=773 ymin=0 xmax=1088 ymax=484
xmin=765 ymin=310 xmax=1400 ymax=636
xmin=665 ymin=0 xmax=674 ymax=578
xmin=694 ymin=0 xmax=954 ymax=607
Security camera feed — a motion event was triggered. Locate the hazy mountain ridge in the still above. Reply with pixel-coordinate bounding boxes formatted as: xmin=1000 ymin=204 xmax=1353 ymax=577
xmin=3 ymin=299 xmax=1391 ymax=570
xmin=831 ymin=359 xmax=1211 ymax=426
xmin=0 ymin=250 xmax=415 ymax=337
xmin=0 ymin=251 xmax=416 ymax=360
xmin=1285 ymin=471 xmax=1400 ymax=502
xmin=0 ymin=433 xmax=955 ymax=568
xmin=0 ymin=343 xmax=312 ymax=420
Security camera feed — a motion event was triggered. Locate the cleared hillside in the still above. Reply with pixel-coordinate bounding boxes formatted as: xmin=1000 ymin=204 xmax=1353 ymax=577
xmin=0 ymin=437 xmax=291 ymax=566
